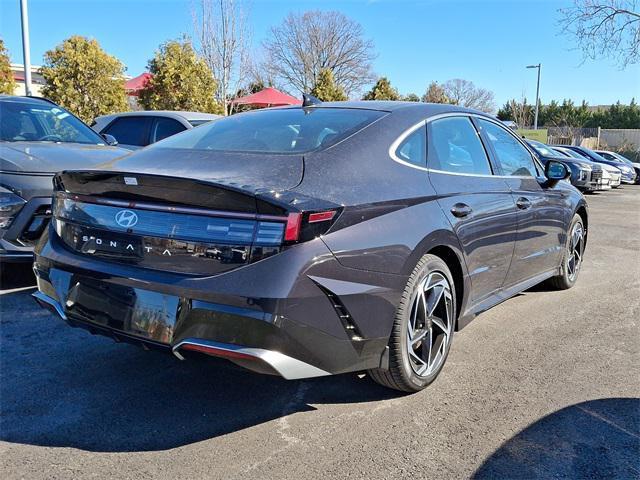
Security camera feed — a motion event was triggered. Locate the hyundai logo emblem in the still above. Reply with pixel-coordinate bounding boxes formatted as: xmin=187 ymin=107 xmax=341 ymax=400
xmin=115 ymin=210 xmax=138 ymax=228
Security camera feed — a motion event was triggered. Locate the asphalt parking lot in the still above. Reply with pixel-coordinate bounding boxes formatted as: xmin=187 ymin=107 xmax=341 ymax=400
xmin=1 ymin=186 xmax=639 ymax=480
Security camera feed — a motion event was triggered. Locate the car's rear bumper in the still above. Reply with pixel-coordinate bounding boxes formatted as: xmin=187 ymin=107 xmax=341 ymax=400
xmin=33 ymin=225 xmax=406 ymax=378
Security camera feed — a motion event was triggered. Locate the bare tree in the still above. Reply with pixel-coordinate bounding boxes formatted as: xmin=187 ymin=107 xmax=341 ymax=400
xmin=192 ymin=0 xmax=252 ymax=115
xmin=442 ymin=79 xmax=496 ymax=113
xmin=509 ymin=96 xmax=536 ymax=128
xmin=559 ymin=0 xmax=640 ymax=67
xmin=262 ymin=10 xmax=376 ymax=96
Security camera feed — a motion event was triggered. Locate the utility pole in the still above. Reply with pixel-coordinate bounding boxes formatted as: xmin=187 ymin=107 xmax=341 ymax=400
xmin=526 ymin=63 xmax=541 ymax=130
xmin=20 ymin=0 xmax=33 ymax=96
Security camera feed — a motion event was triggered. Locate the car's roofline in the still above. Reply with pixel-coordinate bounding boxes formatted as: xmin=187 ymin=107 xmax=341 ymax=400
xmin=95 ymin=111 xmax=222 ymax=121
xmin=264 ymin=101 xmax=496 ymax=120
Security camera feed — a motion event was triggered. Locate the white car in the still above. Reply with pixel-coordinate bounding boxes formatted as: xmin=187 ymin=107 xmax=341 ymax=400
xmin=596 ymin=150 xmax=640 ymax=184
xmin=553 ymin=146 xmax=614 ymax=191
xmin=91 ymin=110 xmax=221 ymax=150
xmin=597 ymin=163 xmax=622 ymax=188
xmin=599 ymin=168 xmax=613 ymax=190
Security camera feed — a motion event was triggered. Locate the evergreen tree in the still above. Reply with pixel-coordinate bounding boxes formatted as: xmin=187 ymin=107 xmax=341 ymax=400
xmin=310 ymin=68 xmax=347 ymax=101
xmin=40 ymin=36 xmax=128 ymax=123
xmin=363 ymin=77 xmax=400 ymax=101
xmin=422 ymin=82 xmax=450 ymax=104
xmin=139 ymin=38 xmax=223 ymax=114
xmin=0 ymin=39 xmax=16 ymax=95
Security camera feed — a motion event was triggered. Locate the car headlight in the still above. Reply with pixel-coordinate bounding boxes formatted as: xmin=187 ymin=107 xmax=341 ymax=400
xmin=0 ymin=189 xmax=27 ymax=229
xmin=580 ymin=164 xmax=592 ymax=171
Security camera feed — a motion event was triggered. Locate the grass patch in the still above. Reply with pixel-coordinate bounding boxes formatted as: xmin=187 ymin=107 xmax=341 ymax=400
xmin=517 ymin=129 xmax=548 ymax=143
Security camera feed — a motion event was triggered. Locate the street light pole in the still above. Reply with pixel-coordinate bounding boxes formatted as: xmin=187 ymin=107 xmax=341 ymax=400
xmin=526 ymin=63 xmax=541 ymax=130
xmin=20 ymin=0 xmax=33 ymax=96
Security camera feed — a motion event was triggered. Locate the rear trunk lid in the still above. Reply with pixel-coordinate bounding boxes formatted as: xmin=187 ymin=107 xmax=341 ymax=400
xmin=90 ymin=147 xmax=304 ymax=193
xmin=51 ymin=149 xmax=304 ymax=276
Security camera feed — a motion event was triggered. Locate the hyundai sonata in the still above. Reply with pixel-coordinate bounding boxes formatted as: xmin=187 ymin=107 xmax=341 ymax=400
xmin=33 ymin=100 xmax=587 ymax=392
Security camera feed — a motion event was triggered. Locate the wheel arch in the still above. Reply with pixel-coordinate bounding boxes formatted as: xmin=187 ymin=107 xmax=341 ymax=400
xmin=426 ymin=245 xmax=466 ymax=330
xmin=575 ymin=203 xmax=589 ymax=247
xmin=401 ymin=229 xmax=471 ymax=331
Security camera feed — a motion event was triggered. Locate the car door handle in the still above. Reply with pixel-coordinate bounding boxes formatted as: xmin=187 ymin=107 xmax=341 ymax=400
xmin=516 ymin=197 xmax=532 ymax=210
xmin=450 ymin=203 xmax=472 ymax=218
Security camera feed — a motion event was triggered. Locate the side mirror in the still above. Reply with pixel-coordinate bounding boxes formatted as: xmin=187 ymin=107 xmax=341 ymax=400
xmin=102 ymin=133 xmax=118 ymax=146
xmin=544 ymin=160 xmax=570 ymax=185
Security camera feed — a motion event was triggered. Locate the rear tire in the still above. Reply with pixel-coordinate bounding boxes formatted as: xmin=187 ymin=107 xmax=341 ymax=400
xmin=368 ymin=254 xmax=456 ymax=393
xmin=548 ymin=214 xmax=585 ymax=290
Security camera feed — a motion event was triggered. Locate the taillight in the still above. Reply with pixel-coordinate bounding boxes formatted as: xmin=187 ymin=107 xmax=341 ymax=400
xmin=284 ymin=212 xmax=302 ymax=241
xmin=308 ymin=210 xmax=336 ymax=223
xmin=283 ymin=208 xmax=341 ymax=243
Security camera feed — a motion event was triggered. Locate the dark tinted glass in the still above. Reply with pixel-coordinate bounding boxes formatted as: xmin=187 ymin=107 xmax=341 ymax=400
xmin=152 ymin=118 xmax=185 ymax=143
xmin=428 ymin=117 xmax=492 ymax=175
xmin=0 ymin=100 xmax=103 ymax=144
xmin=152 ymin=108 xmax=386 ymax=153
xmin=478 ymin=119 xmax=537 ymax=176
xmin=104 ymin=117 xmax=152 ymax=146
xmin=188 ymin=119 xmax=214 ymax=127
xmin=395 ymin=126 xmax=426 ymax=166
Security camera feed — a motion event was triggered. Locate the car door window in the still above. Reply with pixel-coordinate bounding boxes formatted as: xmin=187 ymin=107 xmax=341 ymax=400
xmin=104 ymin=117 xmax=152 ymax=146
xmin=395 ymin=126 xmax=426 ymax=166
xmin=428 ymin=117 xmax=492 ymax=175
xmin=152 ymin=117 xmax=186 ymax=143
xmin=477 ymin=119 xmax=538 ymax=177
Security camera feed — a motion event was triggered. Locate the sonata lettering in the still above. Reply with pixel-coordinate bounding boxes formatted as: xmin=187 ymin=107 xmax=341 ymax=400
xmin=79 ymin=235 xmax=178 ymax=255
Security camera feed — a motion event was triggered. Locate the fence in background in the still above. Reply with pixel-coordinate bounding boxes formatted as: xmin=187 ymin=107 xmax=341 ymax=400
xmin=599 ymin=129 xmax=640 ymax=151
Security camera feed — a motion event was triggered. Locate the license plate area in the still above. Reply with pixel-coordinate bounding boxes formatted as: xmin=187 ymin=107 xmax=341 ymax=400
xmin=64 ymin=275 xmax=179 ymax=344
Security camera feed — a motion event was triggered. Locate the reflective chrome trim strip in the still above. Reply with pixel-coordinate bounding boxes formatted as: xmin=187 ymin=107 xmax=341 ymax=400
xmin=55 ymin=192 xmax=288 ymax=222
xmin=172 ymin=338 xmax=331 ymax=380
xmin=388 ymin=111 xmax=544 ymax=178
xmin=388 ymin=120 xmax=428 ymax=171
xmin=32 ymin=291 xmax=67 ymax=320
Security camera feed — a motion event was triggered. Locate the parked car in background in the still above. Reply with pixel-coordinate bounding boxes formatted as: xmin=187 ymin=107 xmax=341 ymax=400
xmin=596 ymin=150 xmax=640 ymax=184
xmin=552 ymin=146 xmax=611 ymax=191
xmin=91 ymin=111 xmax=221 ymax=150
xmin=0 ymin=95 xmax=128 ymax=262
xmin=562 ymin=145 xmax=636 ymax=184
xmin=526 ymin=140 xmax=600 ymax=192
xmin=557 ymin=146 xmax=622 ymax=189
xmin=33 ymin=102 xmax=588 ymax=393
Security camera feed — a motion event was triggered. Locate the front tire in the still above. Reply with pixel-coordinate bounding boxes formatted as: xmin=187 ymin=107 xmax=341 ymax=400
xmin=548 ymin=214 xmax=585 ymax=290
xmin=368 ymin=254 xmax=456 ymax=392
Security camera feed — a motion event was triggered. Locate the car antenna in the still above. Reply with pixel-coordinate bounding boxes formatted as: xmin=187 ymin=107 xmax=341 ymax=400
xmin=302 ymin=93 xmax=322 ymax=108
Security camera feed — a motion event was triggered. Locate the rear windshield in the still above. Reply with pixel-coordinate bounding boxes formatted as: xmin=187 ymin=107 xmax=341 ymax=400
xmin=152 ymin=107 xmax=385 ymax=154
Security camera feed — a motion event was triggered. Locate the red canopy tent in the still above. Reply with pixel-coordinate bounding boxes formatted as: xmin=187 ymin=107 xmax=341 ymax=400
xmin=232 ymin=87 xmax=302 ymax=107
xmin=125 ymin=73 xmax=153 ymax=96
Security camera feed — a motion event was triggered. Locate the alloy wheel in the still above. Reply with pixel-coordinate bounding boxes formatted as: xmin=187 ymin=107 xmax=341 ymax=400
xmin=406 ymin=271 xmax=453 ymax=377
xmin=567 ymin=222 xmax=584 ymax=282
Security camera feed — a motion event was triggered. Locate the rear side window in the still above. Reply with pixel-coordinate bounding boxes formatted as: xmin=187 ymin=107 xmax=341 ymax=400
xmin=477 ymin=119 xmax=537 ymax=177
xmin=395 ymin=126 xmax=426 ymax=166
xmin=150 ymin=108 xmax=386 ymax=154
xmin=428 ymin=117 xmax=492 ymax=175
xmin=152 ymin=117 xmax=185 ymax=143
xmin=104 ymin=117 xmax=152 ymax=146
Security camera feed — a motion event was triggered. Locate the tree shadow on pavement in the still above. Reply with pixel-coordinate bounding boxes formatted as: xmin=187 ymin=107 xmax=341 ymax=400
xmin=0 ymin=292 xmax=398 ymax=453
xmin=473 ymin=398 xmax=640 ymax=479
